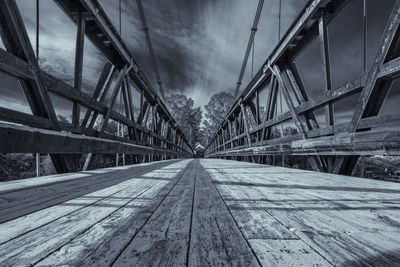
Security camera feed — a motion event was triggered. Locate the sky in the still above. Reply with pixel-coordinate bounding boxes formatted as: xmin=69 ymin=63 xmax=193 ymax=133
xmin=0 ymin=0 xmax=399 ymax=126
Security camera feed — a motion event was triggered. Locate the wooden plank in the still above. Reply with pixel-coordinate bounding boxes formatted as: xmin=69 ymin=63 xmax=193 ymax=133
xmin=201 ymin=159 xmax=400 ymax=266
xmin=249 ymin=239 xmax=330 ymax=266
xmin=0 ymin=160 xmax=190 ymax=266
xmin=226 ymin=200 xmax=297 ymax=240
xmin=0 ymin=178 xmax=156 ymax=265
xmin=188 ymin=161 xmax=259 ymax=266
xmin=0 ymin=172 xmax=90 ymax=195
xmin=0 ymin=176 xmax=147 ymax=244
xmin=0 ymin=160 xmax=182 ymax=223
xmin=204 ymin=164 xmax=300 ymax=241
xmin=36 ymin=181 xmax=166 ymax=266
xmin=39 ymin=160 xmax=191 ymax=266
xmin=112 ymin=160 xmax=196 ymax=266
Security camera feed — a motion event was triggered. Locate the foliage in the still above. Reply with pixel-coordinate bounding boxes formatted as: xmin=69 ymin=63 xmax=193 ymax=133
xmin=40 ymin=154 xmax=56 ymax=175
xmin=0 ymin=153 xmax=57 ymax=180
xmin=203 ymin=91 xmax=235 ymax=142
xmin=165 ymin=94 xmax=203 ymax=147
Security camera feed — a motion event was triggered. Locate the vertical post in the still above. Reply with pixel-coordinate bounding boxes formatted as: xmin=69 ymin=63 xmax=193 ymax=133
xmin=278 ymin=0 xmax=281 ymax=40
xmin=36 ymin=153 xmax=40 ymax=178
xmin=319 ymin=10 xmax=334 ymax=127
xmin=361 ymin=156 xmax=365 ymax=177
xmin=282 ymin=155 xmax=285 ymax=167
xmin=73 ymin=8 xmax=86 ymax=128
xmin=36 ymin=0 xmax=39 ymax=59
xmin=116 ymin=117 xmax=119 ymax=167
xmin=240 ymin=103 xmax=252 ymax=147
xmin=363 ymin=0 xmax=367 ymax=73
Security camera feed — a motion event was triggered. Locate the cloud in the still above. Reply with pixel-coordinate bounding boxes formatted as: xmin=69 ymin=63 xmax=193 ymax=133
xmin=2 ymin=0 xmax=398 ymax=127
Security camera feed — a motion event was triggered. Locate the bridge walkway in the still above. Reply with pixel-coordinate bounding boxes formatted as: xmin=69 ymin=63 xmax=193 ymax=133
xmin=0 ymin=159 xmax=399 ymax=266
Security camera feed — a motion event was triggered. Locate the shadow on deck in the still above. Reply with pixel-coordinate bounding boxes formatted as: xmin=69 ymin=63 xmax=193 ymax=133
xmin=0 ymin=159 xmax=399 ymax=266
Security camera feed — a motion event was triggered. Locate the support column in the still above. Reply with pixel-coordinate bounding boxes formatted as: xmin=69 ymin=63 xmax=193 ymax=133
xmin=73 ymin=8 xmax=86 ymax=128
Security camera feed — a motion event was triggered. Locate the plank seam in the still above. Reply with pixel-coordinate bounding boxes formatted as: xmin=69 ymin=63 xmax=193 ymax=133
xmin=0 ymin=160 xmax=178 ymax=195
xmin=199 ymin=160 xmax=263 ymax=267
xmin=0 ymin=160 xmax=178 ymax=196
xmin=0 ymin=161 xmax=179 ymax=221
xmin=32 ymin=182 xmax=158 ymax=266
xmin=109 ymin=160 xmax=193 ymax=266
xmin=185 ymin=160 xmax=197 ymax=266
xmin=213 ymin=167 xmax=335 ymax=266
xmin=0 ymin=187 xmax=127 ymax=246
xmin=247 ymin=240 xmax=300 ymax=242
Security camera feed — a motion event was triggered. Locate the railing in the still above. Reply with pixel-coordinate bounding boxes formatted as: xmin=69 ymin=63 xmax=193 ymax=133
xmin=0 ymin=0 xmax=193 ymax=173
xmin=205 ymin=0 xmax=400 ymax=175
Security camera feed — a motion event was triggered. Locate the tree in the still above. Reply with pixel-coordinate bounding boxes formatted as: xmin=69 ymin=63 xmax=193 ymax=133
xmin=203 ymin=91 xmax=235 ymax=141
xmin=165 ymin=94 xmax=203 ymax=147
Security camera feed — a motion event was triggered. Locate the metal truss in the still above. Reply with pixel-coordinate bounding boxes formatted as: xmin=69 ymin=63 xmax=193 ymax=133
xmin=205 ymin=0 xmax=400 ymax=175
xmin=0 ymin=0 xmax=193 ymax=173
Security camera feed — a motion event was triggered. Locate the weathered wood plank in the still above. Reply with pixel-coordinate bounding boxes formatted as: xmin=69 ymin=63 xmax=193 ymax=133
xmin=0 ymin=178 xmax=155 ymax=265
xmin=1 ymin=159 xmax=399 ymax=266
xmin=35 ymin=182 xmax=167 ymax=266
xmin=209 ymin=168 xmax=298 ymax=240
xmin=0 ymin=175 xmax=150 ymax=245
xmin=188 ymin=161 xmax=260 ymax=266
xmin=0 ymin=160 xmax=182 ymax=223
xmin=55 ymin=160 xmax=191 ymax=266
xmin=201 ymin=159 xmax=400 ymax=266
xmin=112 ymin=160 xmax=196 ymax=266
xmin=249 ymin=239 xmax=330 ymax=266
xmin=0 ymin=160 xmax=190 ymax=266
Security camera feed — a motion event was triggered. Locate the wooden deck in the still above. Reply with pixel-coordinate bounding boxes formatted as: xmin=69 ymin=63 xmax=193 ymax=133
xmin=0 ymin=159 xmax=399 ymax=266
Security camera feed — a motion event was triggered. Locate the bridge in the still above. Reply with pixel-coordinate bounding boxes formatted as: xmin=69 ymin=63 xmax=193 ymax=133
xmin=0 ymin=0 xmax=400 ymax=266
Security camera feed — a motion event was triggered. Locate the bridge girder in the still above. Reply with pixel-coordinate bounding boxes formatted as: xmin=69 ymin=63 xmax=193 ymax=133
xmin=205 ymin=0 xmax=400 ymax=175
xmin=0 ymin=0 xmax=193 ymax=172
